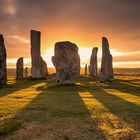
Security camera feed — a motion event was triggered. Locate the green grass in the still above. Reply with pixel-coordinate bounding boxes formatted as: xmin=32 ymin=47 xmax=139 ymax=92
xmin=0 ymin=76 xmax=140 ymax=140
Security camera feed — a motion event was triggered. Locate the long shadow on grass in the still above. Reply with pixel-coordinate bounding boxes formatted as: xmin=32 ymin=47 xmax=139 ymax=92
xmin=0 ymin=84 xmax=107 ymax=139
xmin=1 ymin=76 xmax=140 ymax=139
xmin=0 ymin=78 xmax=42 ymax=98
xmin=78 ymin=76 xmax=140 ymax=131
xmin=121 ymin=79 xmax=140 ymax=86
xmin=107 ymin=79 xmax=140 ymax=97
xmin=82 ymin=82 xmax=140 ymax=133
xmin=90 ymin=88 xmax=140 ymax=124
xmin=118 ymin=78 xmax=140 ymax=87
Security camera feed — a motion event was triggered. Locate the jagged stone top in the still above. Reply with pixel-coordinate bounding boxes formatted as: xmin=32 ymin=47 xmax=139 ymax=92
xmin=55 ymin=41 xmax=78 ymax=52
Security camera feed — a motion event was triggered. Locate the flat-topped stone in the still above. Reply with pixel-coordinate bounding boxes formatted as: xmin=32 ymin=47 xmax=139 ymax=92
xmin=30 ymin=30 xmax=48 ymax=79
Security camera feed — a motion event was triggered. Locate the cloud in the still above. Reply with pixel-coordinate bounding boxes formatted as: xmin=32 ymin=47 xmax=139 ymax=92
xmin=0 ymin=0 xmax=140 ymax=67
xmin=1 ymin=0 xmax=139 ymax=32
xmin=0 ymin=0 xmax=17 ymax=13
xmin=7 ymin=35 xmax=29 ymax=43
xmin=4 ymin=0 xmax=17 ymax=15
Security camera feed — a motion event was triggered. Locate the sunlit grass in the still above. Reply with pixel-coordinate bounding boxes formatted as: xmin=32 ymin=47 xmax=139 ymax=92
xmin=79 ymin=91 xmax=136 ymax=139
xmin=0 ymin=76 xmax=140 ymax=139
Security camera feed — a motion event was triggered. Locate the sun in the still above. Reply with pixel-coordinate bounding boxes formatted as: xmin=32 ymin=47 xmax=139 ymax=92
xmin=42 ymin=47 xmax=124 ymax=68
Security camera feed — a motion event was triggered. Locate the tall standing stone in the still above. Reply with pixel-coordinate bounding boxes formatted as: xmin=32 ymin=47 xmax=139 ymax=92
xmin=89 ymin=47 xmax=98 ymax=76
xmin=52 ymin=41 xmax=80 ymax=85
xmin=0 ymin=34 xmax=7 ymax=85
xmin=31 ymin=30 xmax=48 ymax=79
xmin=16 ymin=57 xmax=24 ymax=79
xmin=85 ymin=64 xmax=88 ymax=75
xmin=108 ymin=54 xmax=113 ymax=78
xmin=39 ymin=57 xmax=48 ymax=78
xmin=24 ymin=67 xmax=28 ymax=77
xmin=100 ymin=37 xmax=113 ymax=81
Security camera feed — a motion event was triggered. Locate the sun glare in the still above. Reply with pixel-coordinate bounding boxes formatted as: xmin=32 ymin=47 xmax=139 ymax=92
xmin=7 ymin=47 xmax=140 ymax=68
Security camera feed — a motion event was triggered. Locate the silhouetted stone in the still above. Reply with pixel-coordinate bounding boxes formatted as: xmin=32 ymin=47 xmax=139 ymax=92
xmin=100 ymin=37 xmax=113 ymax=81
xmin=0 ymin=34 xmax=7 ymax=85
xmin=39 ymin=56 xmax=48 ymax=78
xmin=85 ymin=64 xmax=88 ymax=75
xmin=16 ymin=57 xmax=23 ymax=79
xmin=52 ymin=41 xmax=80 ymax=84
xmin=108 ymin=54 xmax=113 ymax=78
xmin=89 ymin=47 xmax=98 ymax=76
xmin=31 ymin=30 xmax=48 ymax=79
xmin=24 ymin=67 xmax=28 ymax=77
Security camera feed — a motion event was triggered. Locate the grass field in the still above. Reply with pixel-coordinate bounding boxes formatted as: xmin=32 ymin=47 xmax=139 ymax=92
xmin=0 ymin=75 xmax=140 ymax=140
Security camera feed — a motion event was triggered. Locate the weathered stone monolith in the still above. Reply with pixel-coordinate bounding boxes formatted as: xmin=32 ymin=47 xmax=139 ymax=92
xmin=85 ymin=64 xmax=88 ymax=75
xmin=16 ymin=57 xmax=24 ymax=79
xmin=108 ymin=54 xmax=113 ymax=78
xmin=89 ymin=47 xmax=98 ymax=76
xmin=31 ymin=30 xmax=48 ymax=79
xmin=24 ymin=67 xmax=28 ymax=77
xmin=39 ymin=56 xmax=48 ymax=78
xmin=52 ymin=41 xmax=80 ymax=85
xmin=0 ymin=34 xmax=7 ymax=85
xmin=100 ymin=37 xmax=113 ymax=82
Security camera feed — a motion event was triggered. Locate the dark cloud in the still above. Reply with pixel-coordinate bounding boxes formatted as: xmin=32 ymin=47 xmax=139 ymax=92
xmin=0 ymin=0 xmax=140 ymax=60
xmin=1 ymin=0 xmax=139 ymax=30
xmin=14 ymin=0 xmax=140 ymax=27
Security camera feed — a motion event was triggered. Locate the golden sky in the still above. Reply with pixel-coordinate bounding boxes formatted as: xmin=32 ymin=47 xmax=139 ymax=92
xmin=0 ymin=0 xmax=140 ymax=68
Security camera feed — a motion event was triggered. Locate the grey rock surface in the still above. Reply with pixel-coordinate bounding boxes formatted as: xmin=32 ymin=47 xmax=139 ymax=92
xmin=52 ymin=41 xmax=80 ymax=84
xmin=16 ymin=57 xmax=24 ymax=79
xmin=89 ymin=47 xmax=98 ymax=76
xmin=24 ymin=67 xmax=28 ymax=77
xmin=31 ymin=30 xmax=48 ymax=79
xmin=108 ymin=54 xmax=113 ymax=78
xmin=100 ymin=37 xmax=113 ymax=81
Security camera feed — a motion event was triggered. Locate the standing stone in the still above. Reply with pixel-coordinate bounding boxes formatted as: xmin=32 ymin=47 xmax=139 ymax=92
xmin=108 ymin=54 xmax=113 ymax=78
xmin=0 ymin=34 xmax=7 ymax=85
xmin=89 ymin=47 xmax=98 ymax=76
xmin=16 ymin=57 xmax=24 ymax=79
xmin=85 ymin=64 xmax=88 ymax=75
xmin=100 ymin=37 xmax=113 ymax=81
xmin=24 ymin=67 xmax=28 ymax=77
xmin=31 ymin=30 xmax=48 ymax=79
xmin=52 ymin=41 xmax=80 ymax=85
xmin=39 ymin=57 xmax=48 ymax=78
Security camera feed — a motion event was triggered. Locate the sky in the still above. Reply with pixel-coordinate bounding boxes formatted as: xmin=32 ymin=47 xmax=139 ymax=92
xmin=0 ymin=0 xmax=140 ymax=68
